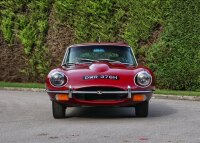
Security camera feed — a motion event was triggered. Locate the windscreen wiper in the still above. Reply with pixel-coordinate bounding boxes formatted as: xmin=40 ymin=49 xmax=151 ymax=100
xmin=62 ymin=59 xmax=97 ymax=66
xmin=98 ymin=59 xmax=133 ymax=66
xmin=79 ymin=58 xmax=98 ymax=63
xmin=62 ymin=62 xmax=91 ymax=68
xmin=98 ymin=59 xmax=122 ymax=63
xmin=61 ymin=63 xmax=77 ymax=66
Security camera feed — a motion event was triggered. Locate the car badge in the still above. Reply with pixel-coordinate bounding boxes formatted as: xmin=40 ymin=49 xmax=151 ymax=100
xmin=96 ymin=91 xmax=103 ymax=95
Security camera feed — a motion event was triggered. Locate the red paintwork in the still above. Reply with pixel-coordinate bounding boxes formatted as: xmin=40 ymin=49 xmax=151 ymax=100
xmin=45 ymin=43 xmax=155 ymax=107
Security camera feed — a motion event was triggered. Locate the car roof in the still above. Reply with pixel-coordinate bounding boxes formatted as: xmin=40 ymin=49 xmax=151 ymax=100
xmin=69 ymin=42 xmax=129 ymax=48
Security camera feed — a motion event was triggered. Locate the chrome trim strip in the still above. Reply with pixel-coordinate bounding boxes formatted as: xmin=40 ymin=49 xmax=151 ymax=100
xmin=128 ymin=46 xmax=138 ymax=67
xmin=46 ymin=90 xmax=69 ymax=93
xmin=127 ymin=85 xmax=131 ymax=98
xmin=72 ymin=91 xmax=128 ymax=94
xmin=69 ymin=85 xmax=72 ymax=98
xmin=61 ymin=46 xmax=70 ymax=66
xmin=46 ymin=89 xmax=152 ymax=94
xmin=131 ymin=91 xmax=153 ymax=93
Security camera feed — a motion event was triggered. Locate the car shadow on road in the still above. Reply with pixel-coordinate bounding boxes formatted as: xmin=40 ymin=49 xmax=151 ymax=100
xmin=65 ymin=101 xmax=177 ymax=119
xmin=148 ymin=102 xmax=177 ymax=118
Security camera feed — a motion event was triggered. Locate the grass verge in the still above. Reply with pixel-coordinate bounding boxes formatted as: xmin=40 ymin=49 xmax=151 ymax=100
xmin=0 ymin=81 xmax=200 ymax=96
xmin=0 ymin=81 xmax=44 ymax=89
xmin=155 ymin=89 xmax=200 ymax=96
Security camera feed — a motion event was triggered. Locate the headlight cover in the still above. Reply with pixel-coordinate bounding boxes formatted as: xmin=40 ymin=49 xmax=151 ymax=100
xmin=135 ymin=71 xmax=152 ymax=87
xmin=50 ymin=72 xmax=67 ymax=87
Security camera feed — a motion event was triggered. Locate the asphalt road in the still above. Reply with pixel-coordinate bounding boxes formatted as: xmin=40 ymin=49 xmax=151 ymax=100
xmin=0 ymin=90 xmax=200 ymax=143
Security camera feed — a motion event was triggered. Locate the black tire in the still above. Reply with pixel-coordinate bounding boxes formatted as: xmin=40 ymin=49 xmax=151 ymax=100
xmin=135 ymin=101 xmax=149 ymax=117
xmin=52 ymin=101 xmax=66 ymax=119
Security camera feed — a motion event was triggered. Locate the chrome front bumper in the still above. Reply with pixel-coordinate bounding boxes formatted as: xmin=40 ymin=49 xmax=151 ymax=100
xmin=46 ymin=85 xmax=153 ymax=99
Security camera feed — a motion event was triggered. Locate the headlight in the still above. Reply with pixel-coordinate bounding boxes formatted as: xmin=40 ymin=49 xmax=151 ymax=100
xmin=135 ymin=71 xmax=152 ymax=87
xmin=50 ymin=72 xmax=67 ymax=87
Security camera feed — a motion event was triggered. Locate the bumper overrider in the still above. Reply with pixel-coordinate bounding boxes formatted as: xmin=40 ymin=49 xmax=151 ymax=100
xmin=46 ymin=85 xmax=153 ymax=106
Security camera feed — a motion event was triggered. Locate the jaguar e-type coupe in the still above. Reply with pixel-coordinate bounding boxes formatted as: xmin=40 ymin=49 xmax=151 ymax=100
xmin=46 ymin=42 xmax=155 ymax=118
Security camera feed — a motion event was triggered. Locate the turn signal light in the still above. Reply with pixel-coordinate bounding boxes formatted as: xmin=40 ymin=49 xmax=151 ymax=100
xmin=132 ymin=94 xmax=146 ymax=102
xmin=55 ymin=94 xmax=69 ymax=101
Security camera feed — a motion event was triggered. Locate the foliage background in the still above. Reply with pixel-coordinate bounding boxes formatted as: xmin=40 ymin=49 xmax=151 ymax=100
xmin=0 ymin=0 xmax=199 ymax=90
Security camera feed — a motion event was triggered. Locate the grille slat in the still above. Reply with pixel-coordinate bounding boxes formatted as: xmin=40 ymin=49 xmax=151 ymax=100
xmin=74 ymin=87 xmax=127 ymax=101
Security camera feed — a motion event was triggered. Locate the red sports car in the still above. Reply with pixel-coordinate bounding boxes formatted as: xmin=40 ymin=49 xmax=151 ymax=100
xmin=46 ymin=42 xmax=155 ymax=118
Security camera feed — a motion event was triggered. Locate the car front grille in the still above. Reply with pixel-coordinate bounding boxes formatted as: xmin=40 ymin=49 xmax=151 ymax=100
xmin=73 ymin=87 xmax=127 ymax=101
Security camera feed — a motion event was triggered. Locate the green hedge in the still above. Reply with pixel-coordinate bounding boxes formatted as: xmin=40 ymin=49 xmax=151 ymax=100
xmin=147 ymin=0 xmax=200 ymax=90
xmin=54 ymin=0 xmax=161 ymax=50
xmin=0 ymin=0 xmax=52 ymax=81
xmin=0 ymin=0 xmax=199 ymax=90
xmin=0 ymin=0 xmax=161 ymax=81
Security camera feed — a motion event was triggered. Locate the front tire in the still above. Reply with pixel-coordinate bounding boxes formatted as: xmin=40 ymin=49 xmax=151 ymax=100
xmin=52 ymin=101 xmax=66 ymax=119
xmin=135 ymin=101 xmax=149 ymax=117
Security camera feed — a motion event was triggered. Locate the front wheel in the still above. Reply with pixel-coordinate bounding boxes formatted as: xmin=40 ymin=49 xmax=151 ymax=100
xmin=135 ymin=101 xmax=149 ymax=117
xmin=52 ymin=101 xmax=66 ymax=119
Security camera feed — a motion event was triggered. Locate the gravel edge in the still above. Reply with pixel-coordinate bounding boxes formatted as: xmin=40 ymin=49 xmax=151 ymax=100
xmin=0 ymin=87 xmax=200 ymax=101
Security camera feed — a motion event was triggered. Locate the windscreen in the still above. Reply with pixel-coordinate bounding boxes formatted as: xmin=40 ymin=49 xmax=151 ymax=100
xmin=65 ymin=45 xmax=137 ymax=65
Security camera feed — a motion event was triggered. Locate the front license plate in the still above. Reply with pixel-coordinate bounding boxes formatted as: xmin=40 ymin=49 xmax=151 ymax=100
xmin=83 ymin=75 xmax=119 ymax=80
